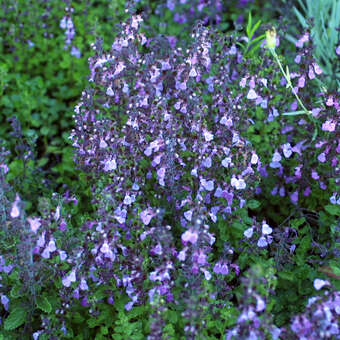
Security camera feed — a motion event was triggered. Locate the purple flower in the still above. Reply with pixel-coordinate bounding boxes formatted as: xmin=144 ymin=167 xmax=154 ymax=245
xmin=62 ymin=270 xmax=76 ymax=287
xmin=140 ymin=208 xmax=154 ymax=225
xmin=200 ymin=178 xmax=214 ymax=191
xmin=1 ymin=294 xmax=9 ymax=311
xmin=336 ymin=45 xmax=340 ymax=56
xmin=181 ymin=229 xmax=198 ymax=244
xmin=322 ymin=120 xmax=336 ymax=132
xmin=257 ymin=236 xmax=268 ymax=248
xmin=114 ymin=207 xmax=127 ymax=224
xmin=290 ymin=191 xmax=299 ymax=205
xmin=27 ymin=217 xmax=41 ymax=233
xmin=184 ymin=210 xmax=193 ymax=221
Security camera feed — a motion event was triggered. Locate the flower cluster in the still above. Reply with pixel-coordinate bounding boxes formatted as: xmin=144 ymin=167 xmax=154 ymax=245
xmin=60 ymin=6 xmax=81 ymax=58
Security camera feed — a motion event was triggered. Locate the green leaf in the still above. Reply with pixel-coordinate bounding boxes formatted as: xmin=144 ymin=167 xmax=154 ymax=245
xmin=249 ymin=20 xmax=262 ymax=40
xmin=36 ymin=296 xmax=52 ymax=313
xmin=247 ymin=199 xmax=261 ymax=210
xmin=10 ymin=285 xmax=22 ymax=299
xmin=325 ymin=205 xmax=340 ymax=216
xmin=246 ymin=11 xmax=252 ymax=37
xmin=278 ymin=271 xmax=294 ymax=281
xmin=291 ymin=217 xmax=306 ymax=229
xmin=4 ymin=307 xmax=27 ymax=331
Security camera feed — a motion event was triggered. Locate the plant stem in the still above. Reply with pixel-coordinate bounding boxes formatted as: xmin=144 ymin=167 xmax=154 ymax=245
xmin=269 ymin=48 xmax=311 ymax=115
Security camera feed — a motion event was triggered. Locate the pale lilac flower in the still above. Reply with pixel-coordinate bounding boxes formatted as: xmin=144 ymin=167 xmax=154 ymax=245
xmin=1 ymin=295 xmax=9 ymax=311
xmin=250 ymin=153 xmax=258 ymax=164
xmin=181 ymin=229 xmax=198 ymax=244
xmin=114 ymin=207 xmax=127 ymax=224
xmin=247 ymin=89 xmax=257 ymax=100
xmin=222 ymin=157 xmax=232 ymax=168
xmin=202 ymin=156 xmax=212 ymax=168
xmin=47 ymin=240 xmax=56 ymax=252
xmin=313 ymin=63 xmax=322 ymax=75
xmin=313 ymin=278 xmax=329 ymax=290
xmin=201 ymin=268 xmax=212 ymax=281
xmin=70 ymin=46 xmax=81 ymax=58
xmin=317 ymin=153 xmax=326 ymax=163
xmin=322 ymin=120 xmax=336 ymax=132
xmin=282 ymin=143 xmax=292 ymax=158
xmin=140 ymin=209 xmax=154 ymax=225
xmin=203 ymin=130 xmax=214 ymax=142
xmin=336 ymin=45 xmax=340 ymax=56
xmin=59 ymin=250 xmax=67 ymax=261
xmin=239 ymin=77 xmax=247 ymax=88
xmin=41 ymin=248 xmax=50 ymax=259
xmin=27 ymin=217 xmax=41 ymax=233
xmin=79 ymin=278 xmax=89 ymax=291
xmin=244 ymin=227 xmax=253 ymax=238
xmin=290 ymin=191 xmax=299 ymax=205
xmin=102 ymin=157 xmax=117 ymax=171
xmin=99 ymin=139 xmax=108 ymax=148
xmin=178 ymin=248 xmax=187 ymax=261
xmin=184 ymin=210 xmax=193 ymax=221
xmin=54 ymin=206 xmax=60 ymax=221
xmin=62 ymin=270 xmax=77 ymax=287
xmin=10 ymin=194 xmax=20 ymax=218
xmin=262 ymin=222 xmax=272 ymax=235
xmin=220 ymin=116 xmax=233 ymax=127
xmin=0 ymin=163 xmax=9 ymax=174
xmin=257 ymin=236 xmax=268 ymax=247
xmin=189 ymin=68 xmax=197 ymax=77
xmin=100 ymin=241 xmax=110 ymax=254
xmin=200 ymin=178 xmax=214 ymax=191
xmin=37 ymin=232 xmax=46 ymax=248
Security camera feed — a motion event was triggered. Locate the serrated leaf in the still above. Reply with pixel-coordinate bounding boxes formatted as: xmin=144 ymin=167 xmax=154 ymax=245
xmin=4 ymin=308 xmax=27 ymax=331
xmin=36 ymin=296 xmax=52 ymax=313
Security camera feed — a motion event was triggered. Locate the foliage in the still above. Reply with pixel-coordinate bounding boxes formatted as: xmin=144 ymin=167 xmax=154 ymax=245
xmin=0 ymin=0 xmax=339 ymax=339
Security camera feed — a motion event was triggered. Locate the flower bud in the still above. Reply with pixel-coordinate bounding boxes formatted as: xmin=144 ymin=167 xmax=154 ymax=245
xmin=266 ymin=27 xmax=277 ymax=50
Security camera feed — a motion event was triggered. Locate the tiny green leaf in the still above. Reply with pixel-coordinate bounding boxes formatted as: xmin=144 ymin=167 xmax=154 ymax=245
xmin=36 ymin=296 xmax=52 ymax=313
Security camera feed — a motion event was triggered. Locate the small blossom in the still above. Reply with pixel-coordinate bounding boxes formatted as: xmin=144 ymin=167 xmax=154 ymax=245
xmin=244 ymin=227 xmax=254 ymax=238
xmin=247 ymin=89 xmax=257 ymax=100
xmin=140 ymin=209 xmax=154 ymax=225
xmin=322 ymin=120 xmax=336 ymax=132
xmin=10 ymin=194 xmax=20 ymax=218
xmin=313 ymin=278 xmax=329 ymax=290
xmin=62 ymin=270 xmax=77 ymax=288
xmin=262 ymin=222 xmax=272 ymax=235
xmin=257 ymin=236 xmax=268 ymax=248
xmin=27 ymin=217 xmax=41 ymax=233
xmin=181 ymin=229 xmax=198 ymax=244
